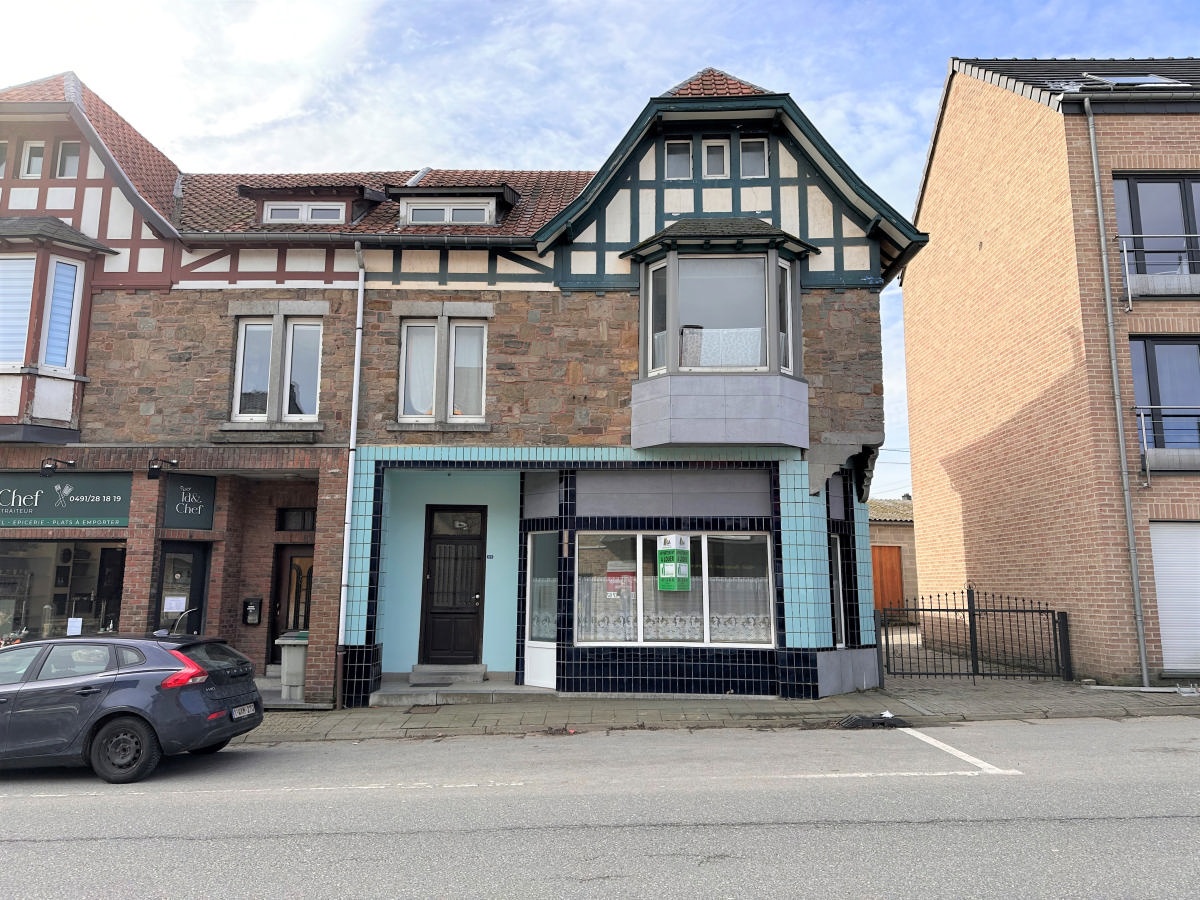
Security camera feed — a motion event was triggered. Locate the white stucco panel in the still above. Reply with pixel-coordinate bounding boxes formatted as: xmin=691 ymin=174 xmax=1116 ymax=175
xmin=31 ymin=376 xmax=74 ymax=421
xmin=285 ymin=249 xmax=326 ymax=271
xmin=781 ymin=187 xmax=801 ymax=236
xmin=362 ymin=249 xmax=393 ymax=273
xmin=844 ymin=245 xmax=871 ymax=271
xmin=448 ymin=250 xmax=487 ymax=273
xmin=663 ymin=189 xmax=694 ymax=215
xmin=807 ymin=186 xmax=834 ymax=239
xmin=86 ymin=149 xmax=105 ymax=179
xmin=0 ymin=375 xmax=20 ymax=416
xmin=605 ymin=190 xmax=631 ymax=244
xmin=740 ymin=186 xmax=772 ymax=213
xmin=7 ymin=188 xmax=39 ymax=210
xmin=606 ymin=252 xmax=630 ymax=277
xmin=575 ymin=221 xmax=597 ymax=244
xmin=182 ymin=249 xmax=230 ymax=272
xmin=81 ymin=187 xmax=103 ymax=238
xmin=571 ymin=250 xmax=597 ymax=275
xmin=638 ymin=146 xmax=655 ymax=181
xmin=701 ymin=188 xmax=733 ymax=213
xmin=45 ymin=187 xmax=75 ymax=210
xmin=103 ymin=248 xmax=130 ymax=272
xmin=808 ymin=249 xmax=835 ymax=272
xmin=401 ymin=250 xmax=440 ymax=274
xmin=496 ymin=252 xmax=543 ymax=275
xmin=105 ymin=188 xmax=134 ymax=240
xmin=842 ymin=215 xmax=865 ymax=238
xmin=136 ymin=246 xmax=165 ymax=273
xmin=778 ymin=148 xmax=799 ymax=179
xmin=238 ymin=249 xmax=279 ymax=272
xmin=639 ymin=189 xmax=656 ymax=240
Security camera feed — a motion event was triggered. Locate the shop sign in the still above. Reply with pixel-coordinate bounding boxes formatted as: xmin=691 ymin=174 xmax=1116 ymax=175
xmin=161 ymin=473 xmax=216 ymax=530
xmin=656 ymin=534 xmax=691 ymax=591
xmin=0 ymin=473 xmax=132 ymax=527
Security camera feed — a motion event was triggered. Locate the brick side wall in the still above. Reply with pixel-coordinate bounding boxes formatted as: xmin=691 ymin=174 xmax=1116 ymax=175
xmin=906 ymin=72 xmax=1200 ymax=682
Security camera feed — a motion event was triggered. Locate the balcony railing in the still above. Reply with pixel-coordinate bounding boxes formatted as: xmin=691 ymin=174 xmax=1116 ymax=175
xmin=1118 ymin=235 xmax=1200 ymax=308
xmin=1134 ymin=405 xmax=1200 ymax=480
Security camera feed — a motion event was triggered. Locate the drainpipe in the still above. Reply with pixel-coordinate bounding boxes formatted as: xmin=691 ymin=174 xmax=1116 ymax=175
xmin=1085 ymin=97 xmax=1150 ymax=687
xmin=334 ymin=241 xmax=367 ymax=708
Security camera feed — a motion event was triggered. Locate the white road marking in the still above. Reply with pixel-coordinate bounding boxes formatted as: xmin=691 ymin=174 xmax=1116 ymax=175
xmin=899 ymin=727 xmax=1023 ymax=775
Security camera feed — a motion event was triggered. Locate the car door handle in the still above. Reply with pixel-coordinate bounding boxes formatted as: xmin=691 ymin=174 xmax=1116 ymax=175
xmin=74 ymin=687 xmax=102 ymax=696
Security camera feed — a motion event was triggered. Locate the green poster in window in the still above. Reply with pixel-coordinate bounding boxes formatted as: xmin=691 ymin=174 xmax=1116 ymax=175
xmin=656 ymin=534 xmax=691 ymax=591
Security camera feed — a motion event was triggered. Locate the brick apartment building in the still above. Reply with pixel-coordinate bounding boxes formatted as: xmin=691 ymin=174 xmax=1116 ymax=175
xmin=903 ymin=58 xmax=1200 ymax=683
xmin=1 ymin=68 xmax=924 ymax=705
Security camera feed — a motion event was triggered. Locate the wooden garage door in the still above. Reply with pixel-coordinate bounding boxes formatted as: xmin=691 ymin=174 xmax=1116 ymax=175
xmin=1149 ymin=522 xmax=1200 ymax=672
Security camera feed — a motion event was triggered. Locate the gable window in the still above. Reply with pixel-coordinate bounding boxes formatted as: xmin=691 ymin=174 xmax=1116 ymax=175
xmin=575 ymin=531 xmax=773 ymax=646
xmin=234 ymin=317 xmax=322 ymax=421
xmin=647 ymin=254 xmax=793 ymax=374
xmin=405 ymin=203 xmax=492 ymax=225
xmin=741 ymin=139 xmax=768 ymax=178
xmin=20 ymin=142 xmax=44 ymax=179
xmin=664 ymin=141 xmax=692 ymax=180
xmin=1131 ymin=337 xmax=1200 ymax=449
xmin=1114 ymin=176 xmax=1200 ymax=275
xmin=399 ymin=319 xmax=486 ymax=422
xmin=702 ymin=140 xmax=728 ymax=178
xmin=0 ymin=255 xmax=84 ymax=373
xmin=55 ymin=142 xmax=80 ymax=179
xmin=263 ymin=202 xmax=345 ymax=225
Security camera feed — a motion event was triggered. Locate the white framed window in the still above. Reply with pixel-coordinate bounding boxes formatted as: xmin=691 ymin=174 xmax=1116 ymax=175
xmin=526 ymin=531 xmax=559 ymax=644
xmin=740 ymin=139 xmax=768 ymax=178
xmin=233 ymin=317 xmax=322 ymax=421
xmin=55 ymin=142 xmax=81 ymax=179
xmin=404 ymin=202 xmax=493 ymax=225
xmin=574 ymin=532 xmax=774 ymax=646
xmin=646 ymin=253 xmax=794 ymax=376
xmin=702 ymin=140 xmax=729 ymax=178
xmin=39 ymin=257 xmax=83 ymax=372
xmin=399 ymin=318 xmax=487 ymax=422
xmin=263 ymin=202 xmax=346 ymax=225
xmin=20 ymin=142 xmax=45 ymax=179
xmin=665 ymin=141 xmax=692 ymax=180
xmin=0 ymin=142 xmax=8 ymax=178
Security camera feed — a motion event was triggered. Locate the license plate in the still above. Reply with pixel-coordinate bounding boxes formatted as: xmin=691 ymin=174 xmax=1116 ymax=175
xmin=231 ymin=703 xmax=256 ymax=720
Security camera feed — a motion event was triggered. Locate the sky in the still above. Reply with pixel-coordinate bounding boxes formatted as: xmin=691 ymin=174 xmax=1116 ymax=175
xmin=4 ymin=0 xmax=1200 ymax=497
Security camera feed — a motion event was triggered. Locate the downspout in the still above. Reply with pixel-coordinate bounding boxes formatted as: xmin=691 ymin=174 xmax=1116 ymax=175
xmin=335 ymin=241 xmax=367 ymax=708
xmin=1084 ymin=97 xmax=1150 ymax=687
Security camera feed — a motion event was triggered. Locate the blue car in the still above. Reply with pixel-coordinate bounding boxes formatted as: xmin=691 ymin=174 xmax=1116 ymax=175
xmin=0 ymin=635 xmax=263 ymax=783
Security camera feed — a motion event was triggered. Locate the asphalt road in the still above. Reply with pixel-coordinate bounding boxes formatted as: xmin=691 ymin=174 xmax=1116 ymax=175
xmin=2 ymin=716 xmax=1199 ymax=899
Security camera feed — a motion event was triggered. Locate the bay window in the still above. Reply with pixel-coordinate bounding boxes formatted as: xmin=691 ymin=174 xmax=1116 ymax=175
xmin=575 ymin=531 xmax=773 ymax=646
xmin=647 ymin=254 xmax=793 ymax=374
xmin=0 ymin=254 xmax=83 ymax=373
xmin=399 ymin=319 xmax=486 ymax=422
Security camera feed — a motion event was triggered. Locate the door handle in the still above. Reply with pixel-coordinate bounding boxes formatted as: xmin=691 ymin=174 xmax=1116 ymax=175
xmin=74 ymin=687 xmax=102 ymax=696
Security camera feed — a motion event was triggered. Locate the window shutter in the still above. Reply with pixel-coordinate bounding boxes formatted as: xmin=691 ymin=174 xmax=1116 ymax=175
xmin=43 ymin=260 xmax=79 ymax=368
xmin=0 ymin=258 xmax=35 ymax=363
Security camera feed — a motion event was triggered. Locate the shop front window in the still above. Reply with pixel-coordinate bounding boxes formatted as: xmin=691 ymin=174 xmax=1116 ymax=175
xmin=0 ymin=541 xmax=126 ymax=641
xmin=575 ymin=532 xmax=773 ymax=645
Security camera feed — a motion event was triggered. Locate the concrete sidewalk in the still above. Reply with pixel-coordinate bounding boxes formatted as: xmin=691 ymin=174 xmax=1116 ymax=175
xmin=235 ymin=678 xmax=1200 ymax=744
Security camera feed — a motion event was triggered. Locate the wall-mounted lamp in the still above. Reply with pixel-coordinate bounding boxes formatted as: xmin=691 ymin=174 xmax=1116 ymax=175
xmin=40 ymin=458 xmax=77 ymax=477
xmin=147 ymin=458 xmax=179 ymax=480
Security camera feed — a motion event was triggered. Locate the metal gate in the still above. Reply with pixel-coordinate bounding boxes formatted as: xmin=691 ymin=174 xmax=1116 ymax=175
xmin=877 ymin=586 xmax=1072 ymax=680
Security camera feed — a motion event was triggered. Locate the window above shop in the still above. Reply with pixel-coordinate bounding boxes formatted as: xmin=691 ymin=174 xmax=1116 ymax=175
xmin=233 ymin=316 xmax=323 ymax=423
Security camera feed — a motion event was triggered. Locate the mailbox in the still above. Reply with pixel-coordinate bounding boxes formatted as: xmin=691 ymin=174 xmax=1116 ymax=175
xmin=242 ymin=598 xmax=261 ymax=626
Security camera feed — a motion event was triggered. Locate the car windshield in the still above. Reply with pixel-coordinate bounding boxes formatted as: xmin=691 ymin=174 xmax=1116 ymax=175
xmin=177 ymin=641 xmax=251 ymax=671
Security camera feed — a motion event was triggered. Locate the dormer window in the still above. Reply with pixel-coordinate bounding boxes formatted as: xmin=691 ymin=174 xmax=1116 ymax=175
xmin=263 ymin=201 xmax=345 ymax=224
xmin=405 ymin=202 xmax=493 ymax=225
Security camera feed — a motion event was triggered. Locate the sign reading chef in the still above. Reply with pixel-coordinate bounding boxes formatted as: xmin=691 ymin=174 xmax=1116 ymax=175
xmin=161 ymin=473 xmax=217 ymax=530
xmin=0 ymin=473 xmax=131 ymax=527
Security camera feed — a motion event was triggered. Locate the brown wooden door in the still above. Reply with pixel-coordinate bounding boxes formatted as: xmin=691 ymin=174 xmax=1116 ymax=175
xmin=419 ymin=506 xmax=486 ymax=665
xmin=871 ymin=545 xmax=904 ymax=611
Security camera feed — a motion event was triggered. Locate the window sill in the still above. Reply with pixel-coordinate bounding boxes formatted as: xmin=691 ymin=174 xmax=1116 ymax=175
xmin=213 ymin=421 xmax=324 ymax=444
xmin=388 ymin=421 xmax=492 ymax=433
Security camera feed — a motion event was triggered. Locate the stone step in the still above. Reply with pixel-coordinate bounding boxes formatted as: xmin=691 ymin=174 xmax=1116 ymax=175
xmin=408 ymin=664 xmax=488 ymax=685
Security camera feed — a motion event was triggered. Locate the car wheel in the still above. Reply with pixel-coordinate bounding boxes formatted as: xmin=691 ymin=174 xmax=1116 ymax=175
xmin=188 ymin=738 xmax=230 ymax=755
xmin=90 ymin=717 xmax=162 ymax=784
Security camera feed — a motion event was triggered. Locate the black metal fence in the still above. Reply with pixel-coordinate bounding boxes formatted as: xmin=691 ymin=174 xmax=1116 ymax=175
xmin=877 ymin=586 xmax=1073 ymax=681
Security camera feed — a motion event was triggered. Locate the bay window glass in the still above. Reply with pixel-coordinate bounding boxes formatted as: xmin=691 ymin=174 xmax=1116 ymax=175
xmin=649 ymin=264 xmax=668 ymax=371
xmin=678 ymin=257 xmax=766 ymax=368
xmin=527 ymin=532 xmax=559 ymax=643
xmin=1 ymin=255 xmax=83 ymax=373
xmin=777 ymin=261 xmax=792 ymax=373
xmin=575 ymin=532 xmax=773 ymax=646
